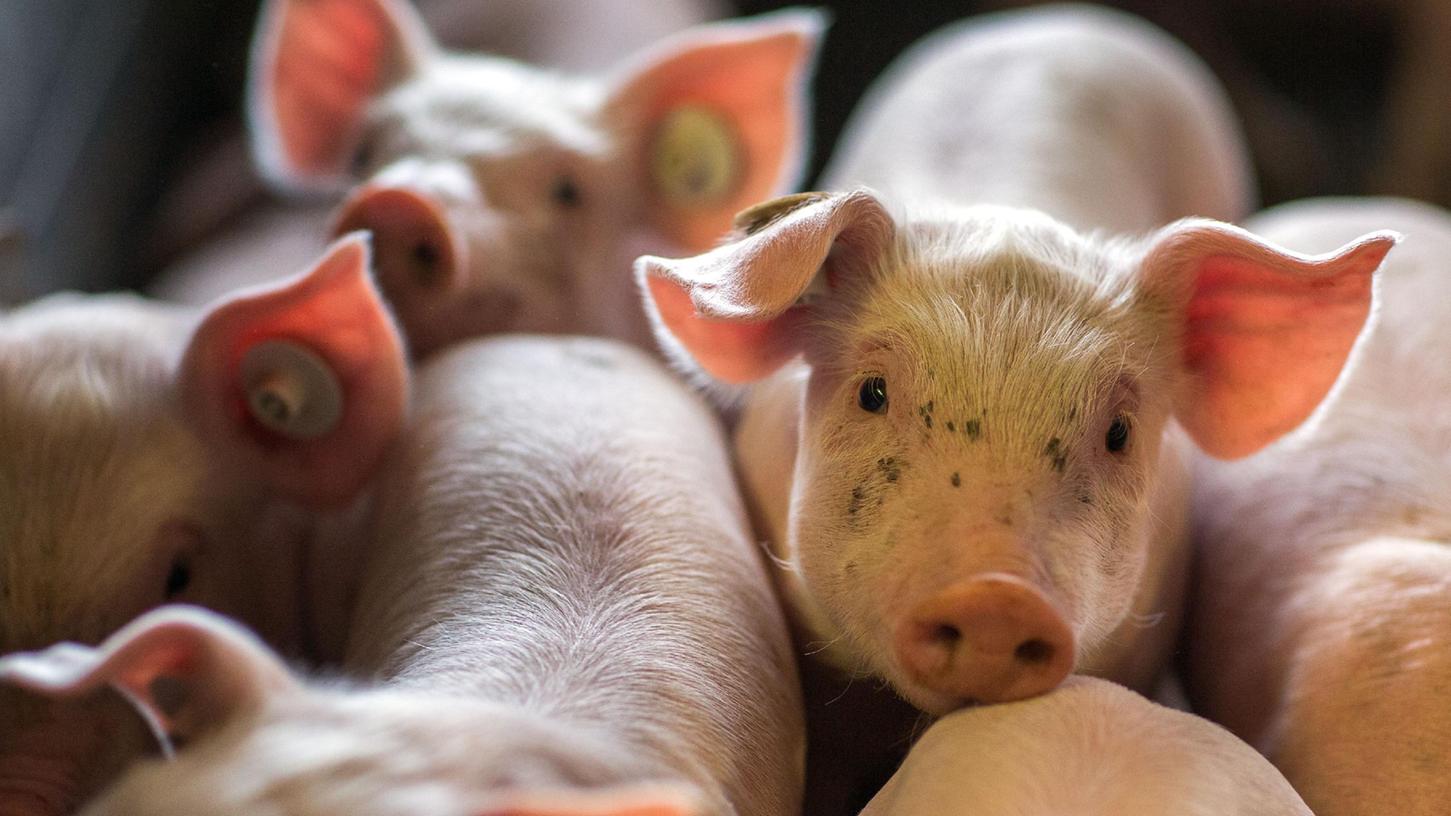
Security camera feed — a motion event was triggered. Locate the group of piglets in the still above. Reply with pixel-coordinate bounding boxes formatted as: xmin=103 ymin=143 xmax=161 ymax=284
xmin=0 ymin=1 xmax=1444 ymax=815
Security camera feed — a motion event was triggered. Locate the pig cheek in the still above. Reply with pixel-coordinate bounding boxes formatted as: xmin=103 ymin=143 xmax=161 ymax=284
xmin=793 ymin=452 xmax=904 ymax=659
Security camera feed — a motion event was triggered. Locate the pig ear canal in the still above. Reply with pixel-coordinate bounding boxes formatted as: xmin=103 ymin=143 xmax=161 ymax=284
xmin=0 ymin=606 xmax=298 ymax=753
xmin=636 ymin=189 xmax=893 ymax=385
xmin=179 ymin=232 xmax=410 ymax=510
xmin=607 ymin=9 xmax=827 ymax=252
xmin=248 ymin=0 xmax=436 ymax=189
xmin=1141 ymin=219 xmax=1398 ymax=460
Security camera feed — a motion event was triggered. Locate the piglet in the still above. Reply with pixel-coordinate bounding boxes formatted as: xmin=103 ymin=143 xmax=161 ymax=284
xmin=1186 ymin=197 xmax=1451 ymax=816
xmin=156 ymin=0 xmax=823 ymax=359
xmin=637 ymin=3 xmax=1393 ymax=717
xmin=860 ymin=676 xmax=1311 ymax=816
xmin=2 ymin=336 xmax=804 ymax=816
xmin=0 ymin=233 xmax=408 ymax=815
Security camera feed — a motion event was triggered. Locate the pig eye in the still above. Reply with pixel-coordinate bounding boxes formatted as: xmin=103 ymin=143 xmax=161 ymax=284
xmin=858 ymin=377 xmax=889 ymax=413
xmin=1105 ymin=414 xmax=1131 ymax=453
xmin=551 ymin=176 xmax=582 ymax=208
xmin=349 ymin=135 xmax=376 ymax=177
xmin=164 ymin=557 xmax=192 ymax=599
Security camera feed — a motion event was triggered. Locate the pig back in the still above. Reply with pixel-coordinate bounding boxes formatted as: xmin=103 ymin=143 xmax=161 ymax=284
xmin=343 ymin=335 xmax=804 ymax=816
xmin=822 ymin=4 xmax=1253 ymax=234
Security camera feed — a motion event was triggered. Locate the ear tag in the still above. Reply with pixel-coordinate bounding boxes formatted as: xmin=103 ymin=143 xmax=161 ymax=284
xmin=241 ymin=340 xmax=344 ymax=440
xmin=651 ymin=106 xmax=740 ymax=205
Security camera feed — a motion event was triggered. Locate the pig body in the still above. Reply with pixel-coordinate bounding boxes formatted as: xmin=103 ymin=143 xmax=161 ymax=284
xmin=860 ymin=676 xmax=1311 ymax=816
xmin=0 ymin=235 xmax=409 ymax=815
xmin=154 ymin=0 xmax=822 ymax=360
xmin=1186 ymin=197 xmax=1451 ymax=815
xmin=820 ymin=3 xmax=1252 ymax=234
xmin=12 ymin=336 xmax=804 ymax=816
xmin=637 ymin=9 xmax=1392 ymax=813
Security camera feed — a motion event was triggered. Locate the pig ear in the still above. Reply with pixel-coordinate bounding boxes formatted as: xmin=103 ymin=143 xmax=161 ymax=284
xmin=0 ymin=605 xmax=299 ymax=749
xmin=606 ymin=9 xmax=826 ymax=252
xmin=635 ymin=189 xmax=893 ymax=384
xmin=477 ymin=784 xmax=702 ymax=816
xmin=1139 ymin=219 xmax=1397 ymax=459
xmin=249 ymin=0 xmax=435 ymax=190
xmin=178 ymin=232 xmax=410 ymax=509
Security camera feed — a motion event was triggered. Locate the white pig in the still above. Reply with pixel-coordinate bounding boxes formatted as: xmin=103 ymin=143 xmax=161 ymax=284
xmin=635 ymin=4 xmax=1393 ymax=714
xmin=1186 ymin=197 xmax=1451 ymax=816
xmin=0 ymin=234 xmax=409 ymax=815
xmin=154 ymin=0 xmax=824 ymax=359
xmin=2 ymin=336 xmax=804 ymax=816
xmin=859 ymin=676 xmax=1311 ymax=816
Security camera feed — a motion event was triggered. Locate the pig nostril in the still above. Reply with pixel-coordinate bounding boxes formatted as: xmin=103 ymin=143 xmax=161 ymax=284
xmin=931 ymin=623 xmax=962 ymax=647
xmin=410 ymin=241 xmax=443 ymax=288
xmin=1014 ymin=638 xmax=1054 ymax=665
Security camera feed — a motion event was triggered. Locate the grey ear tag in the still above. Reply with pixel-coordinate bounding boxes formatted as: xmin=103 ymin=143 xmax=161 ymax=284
xmin=241 ymin=340 xmax=343 ymax=440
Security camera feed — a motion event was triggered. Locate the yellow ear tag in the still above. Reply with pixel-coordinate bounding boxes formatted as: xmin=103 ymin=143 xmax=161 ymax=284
xmin=651 ymin=106 xmax=740 ymax=205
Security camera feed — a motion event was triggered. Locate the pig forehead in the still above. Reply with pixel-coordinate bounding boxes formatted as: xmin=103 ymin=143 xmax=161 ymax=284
xmin=377 ymin=56 xmax=610 ymax=158
xmin=849 ymin=227 xmax=1155 ymax=408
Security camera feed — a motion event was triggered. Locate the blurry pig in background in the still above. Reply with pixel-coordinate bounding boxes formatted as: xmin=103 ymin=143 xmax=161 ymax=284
xmin=156 ymin=0 xmax=824 ymax=358
xmin=859 ymin=677 xmax=1311 ymax=816
xmin=3 ymin=336 xmax=804 ymax=816
xmin=0 ymin=234 xmax=408 ymax=815
xmin=636 ymin=7 xmax=1394 ymax=810
xmin=1187 ymin=197 xmax=1451 ymax=816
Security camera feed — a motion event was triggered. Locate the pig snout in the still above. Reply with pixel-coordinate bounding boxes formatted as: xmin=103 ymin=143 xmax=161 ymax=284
xmin=334 ymin=185 xmax=465 ymax=300
xmin=894 ymin=573 xmax=1074 ymax=706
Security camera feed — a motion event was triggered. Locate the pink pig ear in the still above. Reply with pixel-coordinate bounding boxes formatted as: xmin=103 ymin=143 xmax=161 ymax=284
xmin=249 ymin=0 xmax=435 ymax=190
xmin=0 ymin=605 xmax=299 ymax=749
xmin=636 ymin=190 xmax=894 ymax=384
xmin=477 ymin=784 xmax=702 ymax=816
xmin=179 ymin=232 xmax=410 ymax=509
xmin=606 ymin=9 xmax=826 ymax=252
xmin=1140 ymin=219 xmax=1397 ymax=459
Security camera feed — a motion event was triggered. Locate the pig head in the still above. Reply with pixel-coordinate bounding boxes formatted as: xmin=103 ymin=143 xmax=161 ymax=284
xmin=0 ymin=234 xmax=408 ymax=815
xmin=637 ymin=190 xmax=1395 ymax=713
xmin=249 ymin=0 xmax=823 ymax=356
xmin=1 ymin=606 xmax=701 ymax=816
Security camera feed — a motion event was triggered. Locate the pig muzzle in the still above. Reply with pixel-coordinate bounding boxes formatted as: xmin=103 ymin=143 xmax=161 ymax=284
xmin=334 ymin=184 xmax=467 ymax=300
xmin=894 ymin=572 xmax=1074 ymax=705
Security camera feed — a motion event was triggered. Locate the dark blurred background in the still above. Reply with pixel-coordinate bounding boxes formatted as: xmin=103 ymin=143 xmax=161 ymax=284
xmin=1 ymin=0 xmax=1440 ymax=301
